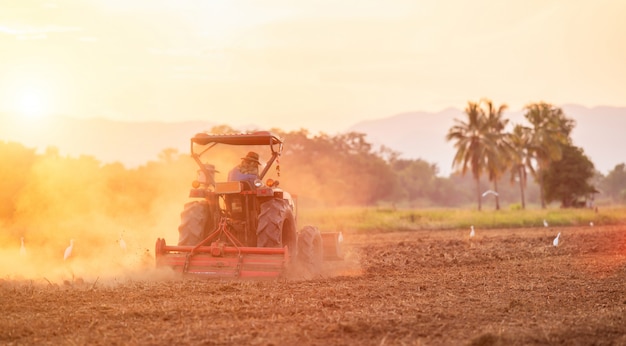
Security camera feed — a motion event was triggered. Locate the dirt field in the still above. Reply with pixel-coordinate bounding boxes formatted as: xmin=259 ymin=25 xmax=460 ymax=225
xmin=2 ymin=225 xmax=626 ymax=345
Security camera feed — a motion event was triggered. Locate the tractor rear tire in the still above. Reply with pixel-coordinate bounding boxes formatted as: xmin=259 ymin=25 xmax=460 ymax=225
xmin=257 ymin=199 xmax=297 ymax=254
xmin=177 ymin=201 xmax=209 ymax=246
xmin=297 ymin=225 xmax=323 ymax=276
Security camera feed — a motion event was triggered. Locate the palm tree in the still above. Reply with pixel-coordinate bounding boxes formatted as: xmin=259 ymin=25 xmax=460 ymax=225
xmin=509 ymin=124 xmax=531 ymax=209
xmin=446 ymin=101 xmax=492 ymax=211
xmin=482 ymin=99 xmax=510 ymax=210
xmin=524 ymin=102 xmax=575 ymax=208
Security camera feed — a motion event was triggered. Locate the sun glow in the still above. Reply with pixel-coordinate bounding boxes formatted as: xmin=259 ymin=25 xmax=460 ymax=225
xmin=15 ymin=88 xmax=48 ymax=120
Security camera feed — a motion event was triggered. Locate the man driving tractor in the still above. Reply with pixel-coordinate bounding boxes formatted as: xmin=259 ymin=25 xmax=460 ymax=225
xmin=228 ymin=151 xmax=261 ymax=185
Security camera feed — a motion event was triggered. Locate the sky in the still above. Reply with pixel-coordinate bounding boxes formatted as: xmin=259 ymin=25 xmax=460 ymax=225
xmin=1 ymin=0 xmax=625 ymax=133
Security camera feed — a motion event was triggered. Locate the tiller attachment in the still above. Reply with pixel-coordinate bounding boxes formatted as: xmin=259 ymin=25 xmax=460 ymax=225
xmin=321 ymin=232 xmax=344 ymax=261
xmin=155 ymin=218 xmax=288 ymax=278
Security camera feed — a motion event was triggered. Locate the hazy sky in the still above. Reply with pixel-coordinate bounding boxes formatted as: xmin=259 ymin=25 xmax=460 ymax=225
xmin=1 ymin=0 xmax=625 ymax=132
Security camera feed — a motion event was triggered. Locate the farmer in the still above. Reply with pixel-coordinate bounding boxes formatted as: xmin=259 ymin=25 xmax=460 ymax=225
xmin=228 ymin=151 xmax=261 ymax=186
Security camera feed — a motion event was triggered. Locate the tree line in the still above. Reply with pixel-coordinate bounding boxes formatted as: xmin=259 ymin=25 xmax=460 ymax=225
xmin=446 ymin=99 xmax=601 ymax=210
xmin=1 ymin=112 xmax=625 ymax=228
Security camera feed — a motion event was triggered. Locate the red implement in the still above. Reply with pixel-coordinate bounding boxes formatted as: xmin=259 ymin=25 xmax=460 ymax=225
xmin=155 ymin=217 xmax=289 ymax=278
xmin=155 ymin=239 xmax=288 ymax=278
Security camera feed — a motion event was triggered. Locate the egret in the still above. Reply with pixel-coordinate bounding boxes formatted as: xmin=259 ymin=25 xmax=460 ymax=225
xmin=553 ymin=232 xmax=561 ymax=247
xmin=481 ymin=190 xmax=499 ymax=198
xmin=590 ymin=221 xmax=594 ymax=227
xmin=20 ymin=237 xmax=26 ymax=256
xmin=119 ymin=234 xmax=127 ymax=251
xmin=470 ymin=225 xmax=475 ymax=238
xmin=64 ymin=239 xmax=74 ymax=260
xmin=543 ymin=219 xmax=549 ymax=227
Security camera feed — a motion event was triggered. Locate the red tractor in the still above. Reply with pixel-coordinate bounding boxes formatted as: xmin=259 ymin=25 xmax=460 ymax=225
xmin=155 ymin=131 xmax=342 ymax=278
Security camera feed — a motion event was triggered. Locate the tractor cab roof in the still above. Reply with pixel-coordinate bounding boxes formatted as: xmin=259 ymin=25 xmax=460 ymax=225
xmin=190 ymin=131 xmax=283 ymax=180
xmin=191 ymin=131 xmax=283 ymax=146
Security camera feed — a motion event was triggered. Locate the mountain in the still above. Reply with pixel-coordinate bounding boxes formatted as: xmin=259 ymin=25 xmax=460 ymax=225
xmin=561 ymin=104 xmax=626 ymax=176
xmin=348 ymin=108 xmax=460 ymax=176
xmin=1 ymin=104 xmax=624 ymax=176
xmin=349 ymin=105 xmax=626 ymax=177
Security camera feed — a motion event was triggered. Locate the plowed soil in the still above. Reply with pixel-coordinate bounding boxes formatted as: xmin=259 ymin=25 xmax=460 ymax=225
xmin=2 ymin=225 xmax=626 ymax=345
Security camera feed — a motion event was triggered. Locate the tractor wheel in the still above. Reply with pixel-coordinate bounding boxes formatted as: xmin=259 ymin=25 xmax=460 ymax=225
xmin=257 ymin=199 xmax=297 ymax=254
xmin=177 ymin=200 xmax=210 ymax=246
xmin=297 ymin=225 xmax=323 ymax=275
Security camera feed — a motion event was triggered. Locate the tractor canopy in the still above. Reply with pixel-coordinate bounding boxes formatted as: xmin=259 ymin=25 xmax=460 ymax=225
xmin=190 ymin=131 xmax=284 ymax=180
xmin=191 ymin=131 xmax=283 ymax=146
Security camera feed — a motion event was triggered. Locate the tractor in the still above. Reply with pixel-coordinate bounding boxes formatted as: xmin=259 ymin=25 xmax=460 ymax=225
xmin=155 ymin=131 xmax=343 ymax=278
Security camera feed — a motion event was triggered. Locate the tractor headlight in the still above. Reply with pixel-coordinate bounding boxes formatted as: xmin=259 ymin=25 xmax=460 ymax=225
xmin=254 ymin=179 xmax=263 ymax=188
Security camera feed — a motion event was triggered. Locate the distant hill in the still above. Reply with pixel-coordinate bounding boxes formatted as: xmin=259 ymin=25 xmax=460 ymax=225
xmin=348 ymin=108 xmax=460 ymax=176
xmin=1 ymin=104 xmax=624 ymax=176
xmin=349 ymin=105 xmax=626 ymax=176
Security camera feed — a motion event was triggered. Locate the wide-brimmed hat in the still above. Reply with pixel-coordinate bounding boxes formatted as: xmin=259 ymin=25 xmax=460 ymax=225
xmin=242 ymin=151 xmax=260 ymax=165
xmin=202 ymin=164 xmax=219 ymax=173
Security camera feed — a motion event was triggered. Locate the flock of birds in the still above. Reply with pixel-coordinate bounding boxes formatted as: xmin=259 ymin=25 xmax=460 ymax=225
xmin=476 ymin=189 xmax=595 ymax=247
xmin=16 ymin=219 xmax=592 ymax=261
xmin=468 ymin=218 xmax=592 ymax=247
xmin=18 ymin=233 xmax=128 ymax=261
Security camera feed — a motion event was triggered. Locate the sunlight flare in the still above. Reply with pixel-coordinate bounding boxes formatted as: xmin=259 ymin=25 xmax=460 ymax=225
xmin=14 ymin=87 xmax=49 ymax=120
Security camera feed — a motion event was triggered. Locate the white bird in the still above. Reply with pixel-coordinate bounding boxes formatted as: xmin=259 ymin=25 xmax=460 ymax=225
xmin=543 ymin=219 xmax=549 ymax=227
xmin=20 ymin=237 xmax=26 ymax=256
xmin=590 ymin=221 xmax=594 ymax=227
xmin=553 ymin=232 xmax=561 ymax=247
xmin=469 ymin=225 xmax=475 ymax=238
xmin=481 ymin=190 xmax=499 ymax=197
xmin=64 ymin=239 xmax=74 ymax=260
xmin=119 ymin=234 xmax=127 ymax=251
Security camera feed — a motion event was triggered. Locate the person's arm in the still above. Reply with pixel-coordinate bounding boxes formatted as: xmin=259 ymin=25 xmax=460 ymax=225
xmin=228 ymin=167 xmax=257 ymax=182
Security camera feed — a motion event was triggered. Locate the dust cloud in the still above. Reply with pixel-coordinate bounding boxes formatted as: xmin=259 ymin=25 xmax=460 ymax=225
xmin=0 ymin=141 xmax=362 ymax=285
xmin=0 ymin=151 xmax=198 ymax=285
